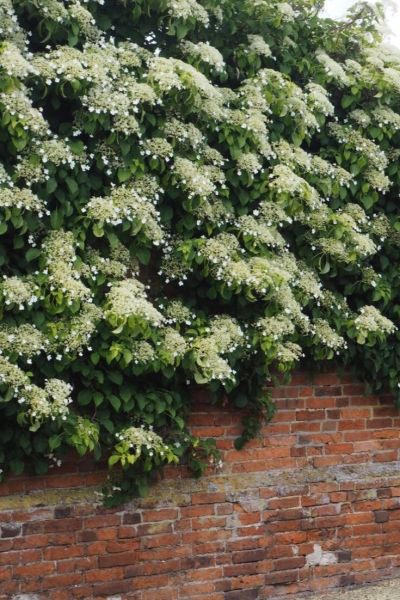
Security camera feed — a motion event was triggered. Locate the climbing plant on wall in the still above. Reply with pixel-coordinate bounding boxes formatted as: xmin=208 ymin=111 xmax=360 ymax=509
xmin=1 ymin=0 xmax=400 ymax=503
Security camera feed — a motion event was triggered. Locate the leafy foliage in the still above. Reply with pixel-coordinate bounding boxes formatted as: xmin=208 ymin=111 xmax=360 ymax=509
xmin=0 ymin=0 xmax=400 ymax=502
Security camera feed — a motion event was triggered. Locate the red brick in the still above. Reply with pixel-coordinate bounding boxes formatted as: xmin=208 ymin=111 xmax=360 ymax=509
xmin=265 ymin=569 xmax=299 ymax=584
xmin=232 ymin=549 xmax=265 ymax=563
xmin=98 ymin=551 xmax=138 ymax=568
xmin=191 ymin=492 xmax=225 ymax=504
xmin=14 ymin=561 xmax=55 ymax=578
xmin=367 ymin=418 xmax=394 ymax=429
xmin=272 ymin=557 xmax=306 ymax=571
xmin=0 ymin=373 xmax=400 ymax=600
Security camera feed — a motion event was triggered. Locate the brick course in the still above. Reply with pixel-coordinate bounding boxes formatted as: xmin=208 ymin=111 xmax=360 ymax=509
xmin=1 ymin=372 xmax=400 ymax=599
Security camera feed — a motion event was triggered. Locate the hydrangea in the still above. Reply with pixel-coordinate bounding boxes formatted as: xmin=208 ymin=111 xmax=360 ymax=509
xmin=56 ymin=303 xmax=103 ymax=355
xmin=131 ymin=341 xmax=156 ymax=365
xmin=0 ymin=324 xmax=47 ymax=358
xmin=19 ymin=379 xmax=72 ymax=427
xmin=0 ymin=187 xmax=45 ymax=213
xmin=276 ymin=341 xmax=303 ymax=363
xmin=373 ymin=107 xmax=400 ymax=130
xmin=313 ymin=319 xmax=346 ymax=352
xmin=237 ymin=215 xmax=286 ymax=249
xmin=86 ymin=185 xmax=164 ymax=244
xmin=247 ymin=34 xmax=272 ymax=58
xmin=276 ymin=2 xmax=295 ymax=22
xmin=305 ymin=83 xmax=334 ymax=117
xmin=166 ymin=0 xmax=209 ymax=26
xmin=0 ymin=42 xmax=36 ymax=78
xmin=269 ymin=165 xmax=320 ymax=210
xmin=163 ymin=118 xmax=204 ymax=148
xmin=316 ymin=51 xmax=350 ymax=86
xmin=43 ymin=230 xmax=91 ymax=303
xmin=172 ymin=158 xmax=217 ymax=198
xmin=2 ymin=0 xmax=400 ymax=499
xmin=236 ymin=153 xmax=263 ymax=175
xmin=111 ymin=423 xmax=179 ymax=470
xmin=0 ymin=90 xmax=49 ymax=136
xmin=1 ymin=276 xmax=39 ymax=309
xmin=0 ymin=355 xmax=29 ymax=390
xmin=141 ymin=138 xmax=174 ymax=160
xmin=105 ymin=279 xmax=164 ymax=326
xmin=256 ymin=315 xmax=295 ymax=340
xmin=68 ymin=0 xmax=100 ymax=40
xmin=329 ymin=123 xmax=388 ymax=172
xmin=181 ymin=41 xmax=225 ymax=72
xmin=354 ymin=306 xmax=395 ymax=336
xmin=164 ymin=300 xmax=194 ymax=325
xmin=157 ymin=328 xmax=187 ymax=363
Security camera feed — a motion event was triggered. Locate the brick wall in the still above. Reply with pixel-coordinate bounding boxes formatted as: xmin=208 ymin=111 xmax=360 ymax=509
xmin=1 ymin=372 xmax=400 ymax=600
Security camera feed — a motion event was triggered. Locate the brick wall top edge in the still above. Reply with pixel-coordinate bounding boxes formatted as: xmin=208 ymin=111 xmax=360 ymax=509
xmin=1 ymin=460 xmax=400 ymax=510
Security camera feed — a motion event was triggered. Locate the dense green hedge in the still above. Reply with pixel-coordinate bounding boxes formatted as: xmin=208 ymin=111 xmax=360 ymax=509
xmin=1 ymin=0 xmax=400 ymax=503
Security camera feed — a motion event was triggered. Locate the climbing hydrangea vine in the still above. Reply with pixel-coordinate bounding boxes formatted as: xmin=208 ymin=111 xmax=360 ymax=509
xmin=1 ymin=0 xmax=400 ymax=503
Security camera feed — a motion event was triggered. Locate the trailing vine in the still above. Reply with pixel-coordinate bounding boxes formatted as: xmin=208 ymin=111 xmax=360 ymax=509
xmin=0 ymin=0 xmax=400 ymax=503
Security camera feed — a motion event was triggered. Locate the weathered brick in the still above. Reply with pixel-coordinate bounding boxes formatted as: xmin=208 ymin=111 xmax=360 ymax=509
xmin=374 ymin=510 xmax=389 ymax=523
xmin=122 ymin=512 xmax=142 ymax=525
xmin=0 ymin=371 xmax=400 ymax=600
xmin=232 ymin=549 xmax=265 ymax=564
xmin=1 ymin=523 xmax=21 ymax=538
xmin=224 ymin=589 xmax=260 ymax=600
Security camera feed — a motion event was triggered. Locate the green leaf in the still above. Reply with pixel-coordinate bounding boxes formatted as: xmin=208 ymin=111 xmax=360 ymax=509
xmin=65 ymin=177 xmax=78 ymax=195
xmin=109 ymin=395 xmax=121 ymax=411
xmin=46 ymin=178 xmax=58 ymax=193
xmin=108 ymin=371 xmax=123 ymax=385
xmin=341 ymin=95 xmax=354 ymax=109
xmin=93 ymin=223 xmax=104 ymax=237
xmin=136 ymin=247 xmax=151 ymax=265
xmin=108 ymin=454 xmax=120 ymax=466
xmin=117 ymin=167 xmax=131 ymax=183
xmin=25 ymin=248 xmax=41 ymax=262
xmin=77 ymin=390 xmax=92 ymax=406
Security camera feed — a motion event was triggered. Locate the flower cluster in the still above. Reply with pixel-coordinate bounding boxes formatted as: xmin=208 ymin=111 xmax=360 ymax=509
xmin=43 ymin=230 xmax=91 ymax=303
xmin=329 ymin=123 xmax=388 ymax=172
xmin=172 ymin=158 xmax=218 ymax=198
xmin=305 ymin=83 xmax=334 ymax=117
xmin=1 ymin=276 xmax=39 ymax=310
xmin=246 ymin=34 xmax=272 ymax=58
xmin=312 ymin=319 xmax=346 ymax=352
xmin=192 ymin=316 xmax=244 ymax=383
xmin=105 ymin=279 xmax=164 ymax=327
xmin=0 ymin=324 xmax=47 ymax=359
xmin=181 ymin=41 xmax=225 ymax=72
xmin=157 ymin=328 xmax=187 ymax=363
xmin=354 ymin=306 xmax=395 ymax=337
xmin=166 ymin=0 xmax=209 ymax=26
xmin=16 ymin=139 xmax=88 ymax=184
xmin=256 ymin=315 xmax=295 ymax=340
xmin=316 ymin=51 xmax=350 ymax=86
xmin=86 ymin=184 xmax=164 ymax=244
xmin=0 ymin=42 xmax=35 ymax=78
xmin=0 ymin=90 xmax=49 ymax=136
xmin=269 ymin=165 xmax=320 ymax=210
xmin=0 ymin=355 xmax=72 ymax=427
xmin=131 ymin=341 xmax=156 ymax=365
xmin=372 ymin=107 xmax=400 ymax=130
xmin=113 ymin=424 xmax=178 ymax=465
xmin=276 ymin=2 xmax=295 ymax=22
xmin=0 ymin=187 xmax=45 ymax=213
xmin=53 ymin=303 xmax=103 ymax=355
